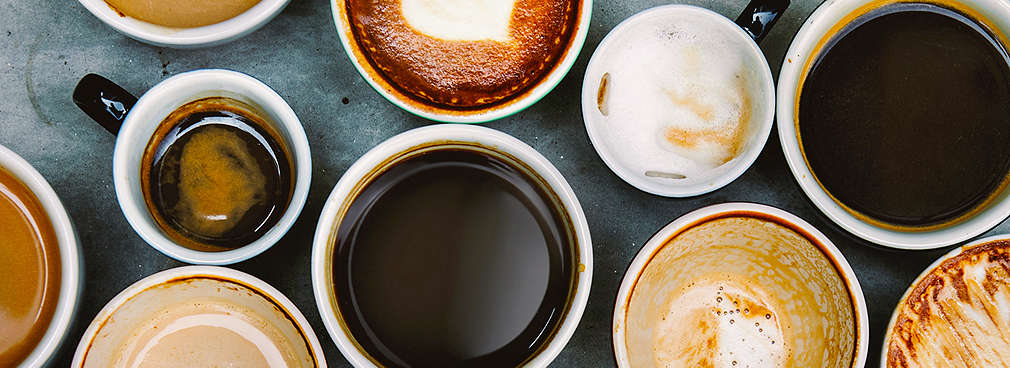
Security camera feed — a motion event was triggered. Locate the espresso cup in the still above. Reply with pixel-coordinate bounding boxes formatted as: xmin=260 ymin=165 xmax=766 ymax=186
xmin=581 ymin=1 xmax=787 ymax=197
xmin=72 ymin=69 xmax=311 ymax=265
xmin=311 ymin=124 xmax=593 ymax=366
xmin=777 ymin=0 xmax=1010 ymax=249
xmin=881 ymin=234 xmax=1010 ymax=367
xmin=0 ymin=145 xmax=82 ymax=367
xmin=613 ymin=203 xmax=868 ymax=367
xmin=76 ymin=0 xmax=290 ymax=48
xmin=72 ymin=266 xmax=327 ymax=367
xmin=331 ymin=0 xmax=593 ymax=123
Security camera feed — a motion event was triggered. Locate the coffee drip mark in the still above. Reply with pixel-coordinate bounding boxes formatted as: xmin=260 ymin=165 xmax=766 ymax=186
xmin=597 ymin=72 xmax=610 ymax=116
xmin=645 ymin=171 xmax=686 ymax=179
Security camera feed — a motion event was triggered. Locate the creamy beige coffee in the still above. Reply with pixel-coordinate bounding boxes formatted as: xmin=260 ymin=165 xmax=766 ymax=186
xmin=105 ymin=0 xmax=261 ymax=28
xmin=885 ymin=239 xmax=1010 ymax=367
xmin=79 ymin=277 xmax=316 ymax=367
xmin=624 ymin=215 xmax=856 ymax=367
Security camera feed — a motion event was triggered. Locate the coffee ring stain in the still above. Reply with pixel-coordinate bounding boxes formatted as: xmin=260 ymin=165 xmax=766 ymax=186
xmin=25 ymin=32 xmax=51 ymax=126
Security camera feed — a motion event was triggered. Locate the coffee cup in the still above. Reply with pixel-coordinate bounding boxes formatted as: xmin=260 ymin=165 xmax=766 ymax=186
xmin=881 ymin=234 xmax=1010 ymax=366
xmin=777 ymin=0 xmax=1010 ymax=249
xmin=613 ymin=203 xmax=868 ymax=367
xmin=72 ymin=69 xmax=311 ymax=265
xmin=581 ymin=1 xmax=787 ymax=197
xmin=76 ymin=0 xmax=290 ymax=48
xmin=311 ymin=124 xmax=592 ymax=366
xmin=72 ymin=265 xmax=327 ymax=367
xmin=0 ymin=145 xmax=82 ymax=367
xmin=330 ymin=0 xmax=593 ymax=123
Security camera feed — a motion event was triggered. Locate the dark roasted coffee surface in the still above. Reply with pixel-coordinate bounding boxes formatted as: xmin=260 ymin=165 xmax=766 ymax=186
xmin=142 ymin=97 xmax=293 ymax=251
xmin=799 ymin=4 xmax=1010 ymax=228
xmin=333 ymin=148 xmax=574 ymax=367
xmin=346 ymin=0 xmax=580 ymax=109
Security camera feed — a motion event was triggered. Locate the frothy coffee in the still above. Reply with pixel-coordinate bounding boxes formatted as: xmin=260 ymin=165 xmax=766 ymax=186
xmin=588 ymin=12 xmax=765 ymax=180
xmin=886 ymin=240 xmax=1010 ymax=367
xmin=344 ymin=0 xmax=581 ymax=109
xmin=624 ymin=216 xmax=855 ymax=367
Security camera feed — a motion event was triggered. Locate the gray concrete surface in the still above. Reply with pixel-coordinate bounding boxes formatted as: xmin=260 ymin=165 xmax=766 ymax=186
xmin=0 ymin=0 xmax=992 ymax=366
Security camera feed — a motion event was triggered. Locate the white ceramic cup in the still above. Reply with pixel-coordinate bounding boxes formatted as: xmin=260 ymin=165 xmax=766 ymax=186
xmin=76 ymin=0 xmax=290 ymax=48
xmin=880 ymin=234 xmax=1010 ymax=366
xmin=581 ymin=3 xmax=785 ymax=197
xmin=311 ymin=124 xmax=593 ymax=367
xmin=613 ymin=202 xmax=869 ymax=367
xmin=776 ymin=0 xmax=1010 ymax=249
xmin=330 ymin=0 xmax=593 ymax=123
xmin=72 ymin=69 xmax=311 ymax=265
xmin=0 ymin=145 xmax=82 ymax=368
xmin=71 ymin=265 xmax=327 ymax=367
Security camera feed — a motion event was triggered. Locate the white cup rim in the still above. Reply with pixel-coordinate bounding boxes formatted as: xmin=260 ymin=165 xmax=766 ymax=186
xmin=580 ymin=4 xmax=776 ymax=197
xmin=71 ymin=265 xmax=328 ymax=367
xmin=776 ymin=0 xmax=1010 ymax=249
xmin=0 ymin=145 xmax=81 ymax=368
xmin=879 ymin=233 xmax=1010 ymax=367
xmin=112 ymin=69 xmax=312 ymax=265
xmin=612 ymin=202 xmax=869 ymax=367
xmin=75 ymin=0 xmax=290 ymax=48
xmin=329 ymin=0 xmax=593 ymax=123
xmin=310 ymin=124 xmax=593 ymax=367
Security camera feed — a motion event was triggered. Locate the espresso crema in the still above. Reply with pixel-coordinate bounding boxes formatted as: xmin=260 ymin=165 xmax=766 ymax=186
xmin=345 ymin=0 xmax=581 ymax=109
xmin=886 ymin=240 xmax=1010 ymax=367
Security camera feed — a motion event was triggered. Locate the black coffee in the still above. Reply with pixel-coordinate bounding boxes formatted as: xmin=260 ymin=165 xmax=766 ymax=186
xmin=142 ymin=97 xmax=293 ymax=251
xmin=332 ymin=148 xmax=575 ymax=367
xmin=799 ymin=3 xmax=1010 ymax=228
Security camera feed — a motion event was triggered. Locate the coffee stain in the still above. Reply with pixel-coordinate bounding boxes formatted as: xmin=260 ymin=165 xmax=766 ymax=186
xmin=24 ymin=33 xmax=51 ymax=126
xmin=157 ymin=49 xmax=170 ymax=77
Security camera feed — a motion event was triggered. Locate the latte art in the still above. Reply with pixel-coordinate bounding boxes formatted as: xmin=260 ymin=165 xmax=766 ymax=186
xmin=346 ymin=0 xmax=580 ymax=108
xmin=401 ymin=0 xmax=515 ymax=41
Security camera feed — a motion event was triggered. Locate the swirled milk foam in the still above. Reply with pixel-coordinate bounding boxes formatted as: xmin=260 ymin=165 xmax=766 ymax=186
xmin=588 ymin=11 xmax=765 ymax=181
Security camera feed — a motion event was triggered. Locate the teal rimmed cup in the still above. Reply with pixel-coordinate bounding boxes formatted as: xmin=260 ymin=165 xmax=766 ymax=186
xmin=330 ymin=1 xmax=593 ymax=123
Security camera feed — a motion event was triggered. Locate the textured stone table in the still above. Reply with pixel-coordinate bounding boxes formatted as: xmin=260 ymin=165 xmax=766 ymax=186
xmin=0 ymin=0 xmax=990 ymax=366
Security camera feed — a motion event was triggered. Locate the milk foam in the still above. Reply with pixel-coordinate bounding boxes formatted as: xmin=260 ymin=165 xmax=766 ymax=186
xmin=401 ymin=0 xmax=515 ymax=42
xmin=653 ymin=280 xmax=786 ymax=367
xmin=591 ymin=13 xmax=762 ymax=180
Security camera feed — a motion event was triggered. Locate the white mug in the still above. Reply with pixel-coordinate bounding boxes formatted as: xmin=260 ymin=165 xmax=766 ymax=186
xmin=72 ymin=69 xmax=312 ymax=265
xmin=0 ymin=145 xmax=82 ymax=368
xmin=581 ymin=2 xmax=786 ymax=197
xmin=776 ymin=0 xmax=1010 ymax=249
xmin=76 ymin=0 xmax=290 ymax=48
xmin=310 ymin=124 xmax=593 ymax=367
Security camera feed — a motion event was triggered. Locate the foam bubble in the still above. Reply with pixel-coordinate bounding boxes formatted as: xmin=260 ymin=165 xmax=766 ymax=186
xmin=590 ymin=13 xmax=763 ymax=181
xmin=401 ymin=0 xmax=515 ymax=42
xmin=652 ymin=280 xmax=787 ymax=367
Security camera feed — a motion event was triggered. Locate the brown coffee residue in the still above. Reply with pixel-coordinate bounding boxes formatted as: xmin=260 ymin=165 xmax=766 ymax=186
xmin=661 ymin=74 xmax=752 ymax=164
xmin=597 ymin=72 xmax=610 ymax=116
xmin=104 ymin=0 xmax=261 ymax=28
xmin=886 ymin=240 xmax=1010 ymax=367
xmin=0 ymin=167 xmax=60 ymax=366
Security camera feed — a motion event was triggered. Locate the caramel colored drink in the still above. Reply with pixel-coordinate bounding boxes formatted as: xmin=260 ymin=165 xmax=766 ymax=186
xmin=105 ymin=0 xmax=261 ymax=28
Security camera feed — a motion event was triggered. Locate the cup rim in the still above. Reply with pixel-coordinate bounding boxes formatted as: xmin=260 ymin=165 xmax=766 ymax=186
xmin=112 ymin=69 xmax=312 ymax=265
xmin=611 ymin=202 xmax=869 ymax=367
xmin=310 ymin=124 xmax=593 ymax=367
xmin=775 ymin=0 xmax=1010 ymax=249
xmin=75 ymin=0 xmax=291 ymax=48
xmin=879 ymin=233 xmax=1010 ymax=367
xmin=0 ymin=144 xmax=81 ymax=368
xmin=580 ymin=4 xmax=776 ymax=197
xmin=70 ymin=265 xmax=327 ymax=367
xmin=329 ymin=0 xmax=594 ymax=123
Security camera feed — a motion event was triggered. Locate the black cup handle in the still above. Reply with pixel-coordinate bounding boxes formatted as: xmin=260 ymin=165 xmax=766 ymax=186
xmin=72 ymin=74 xmax=138 ymax=135
xmin=735 ymin=0 xmax=790 ymax=43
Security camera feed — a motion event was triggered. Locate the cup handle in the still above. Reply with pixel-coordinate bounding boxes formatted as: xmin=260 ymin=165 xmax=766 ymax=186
xmin=735 ymin=0 xmax=790 ymax=43
xmin=72 ymin=74 xmax=138 ymax=135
